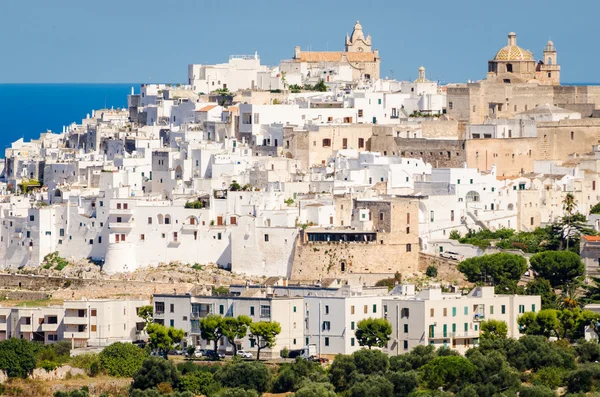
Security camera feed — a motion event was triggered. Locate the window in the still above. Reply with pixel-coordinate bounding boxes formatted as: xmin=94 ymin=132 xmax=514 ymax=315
xmin=358 ymin=138 xmax=364 ymax=148
xmin=250 ymin=306 xmax=255 ymax=316
xmin=571 ymin=131 xmax=574 ymax=140
xmin=155 ymin=302 xmax=165 ymax=314
xmin=532 ymin=304 xmax=536 ymax=313
xmin=59 ymin=229 xmax=65 ymax=237
xmin=452 ymin=323 xmax=456 ymax=333
xmin=293 ymin=306 xmax=297 ymax=313
xmin=501 ymin=305 xmax=506 ymax=314
xmin=29 ymin=215 xmax=34 ymax=222
xmin=89 ymin=239 xmax=93 ymax=245
xmin=443 ymin=308 xmax=447 ymax=317
xmin=407 ymin=213 xmax=410 ymax=224
xmin=404 ymin=324 xmax=408 ymax=333
xmin=379 ymin=212 xmax=384 ymax=221
xmin=325 ymin=337 xmax=329 ymax=346
xmin=364 ymin=305 xmax=368 ymax=314
xmin=170 ymin=319 xmax=174 ymax=327
xmin=358 ymin=109 xmax=364 ymax=117
xmin=91 ymin=309 xmax=97 ymax=317
xmin=140 ymin=234 xmax=145 ymax=241
xmin=401 ymin=308 xmax=409 ymax=318
xmin=452 ymin=307 xmax=456 ymax=317
xmin=430 ymin=308 xmax=434 ymax=317
xmin=351 ymin=321 xmax=355 ymax=330
xmin=322 ymin=138 xmax=331 ymax=147
xmin=351 ymin=338 xmax=355 ymax=347
xmin=342 ymin=138 xmax=348 ymax=149
xmin=264 ymin=234 xmax=269 ymax=242
xmin=464 ymin=323 xmax=468 ymax=332
xmin=170 ymin=304 xmax=174 ymax=313
xmin=430 ymin=211 xmax=434 ymax=222
xmin=260 ymin=305 xmax=271 ymax=318
xmin=117 ymin=203 xmax=121 ymax=210
xmin=322 ymin=321 xmax=331 ymax=331
xmin=98 ymin=236 xmax=102 ymax=244
xmin=325 ymin=305 xmax=329 ymax=314
xmin=519 ymin=305 xmax=525 ymax=314
xmin=464 ymin=306 xmax=468 ymax=315
xmin=91 ymin=325 xmax=97 ymax=332
xmin=219 ymin=305 xmax=224 ymax=315
xmin=373 ymin=304 xmax=377 ymax=313
xmin=490 ymin=306 xmax=494 ymax=315
xmin=530 ymin=217 xmax=534 ymax=226
xmin=403 ymin=340 xmax=408 ymax=350
xmin=406 ymin=227 xmax=410 ymax=234
xmin=449 ymin=101 xmax=453 ymax=110
xmin=406 ymin=244 xmax=412 ymax=252
xmin=148 ymin=217 xmax=152 ymax=224
xmin=351 ymin=305 xmax=355 ymax=314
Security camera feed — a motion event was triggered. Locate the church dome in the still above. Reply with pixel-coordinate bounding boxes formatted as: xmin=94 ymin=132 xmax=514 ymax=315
xmin=493 ymin=32 xmax=534 ymax=61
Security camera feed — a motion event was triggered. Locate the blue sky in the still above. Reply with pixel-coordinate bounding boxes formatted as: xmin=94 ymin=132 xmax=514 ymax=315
xmin=1 ymin=0 xmax=596 ymax=84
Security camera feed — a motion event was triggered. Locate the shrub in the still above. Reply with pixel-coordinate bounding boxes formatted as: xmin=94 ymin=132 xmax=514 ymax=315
xmin=39 ymin=360 xmax=59 ymax=371
xmin=99 ymin=342 xmax=147 ymax=377
xmin=69 ymin=353 xmax=101 ymax=376
xmin=449 ymin=230 xmax=461 ymax=240
xmin=218 ymin=388 xmax=258 ymax=397
xmin=426 ymin=265 xmax=438 ymax=278
xmin=179 ymin=371 xmax=220 ymax=396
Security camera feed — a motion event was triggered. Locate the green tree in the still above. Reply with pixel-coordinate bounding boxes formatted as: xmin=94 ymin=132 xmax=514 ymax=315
xmin=519 ymin=385 xmax=555 ymax=397
xmin=355 ymin=318 xmax=392 ymax=349
xmin=352 ymin=349 xmax=389 ymax=375
xmin=131 ymin=357 xmax=180 ymax=391
xmin=348 ymin=375 xmax=393 ymax=397
xmin=220 ymin=315 xmax=252 ymax=356
xmin=215 ymin=361 xmax=271 ymax=393
xmin=575 ymin=339 xmax=600 ymax=363
xmin=386 ymin=370 xmax=418 ymax=397
xmin=591 ymin=202 xmax=600 ymax=215
xmin=526 ymin=278 xmax=559 ymax=309
xmin=420 ymin=356 xmax=476 ymax=391
xmin=329 ymin=354 xmax=357 ymax=392
xmin=562 ymin=193 xmax=577 ymax=250
xmin=273 ymin=357 xmax=327 ymax=393
xmin=147 ymin=323 xmax=185 ymax=358
xmin=518 ymin=310 xmax=560 ymax=338
xmin=179 ymin=371 xmax=220 ymax=396
xmin=533 ymin=366 xmax=568 ymax=390
xmin=449 ymin=230 xmax=461 ymax=240
xmin=556 ymin=307 xmax=600 ymax=341
xmin=426 ymin=265 xmax=438 ymax=278
xmin=200 ymin=314 xmax=224 ymax=354
xmin=480 ymin=319 xmax=508 ymax=340
xmin=294 ymin=382 xmax=337 ymax=397
xmin=0 ymin=338 xmax=37 ymax=378
xmin=530 ymin=250 xmax=584 ymax=288
xmin=137 ymin=306 xmax=153 ymax=327
xmin=249 ymin=321 xmax=281 ymax=361
xmin=457 ymin=252 xmax=527 ymax=291
xmin=99 ymin=342 xmax=148 ymax=377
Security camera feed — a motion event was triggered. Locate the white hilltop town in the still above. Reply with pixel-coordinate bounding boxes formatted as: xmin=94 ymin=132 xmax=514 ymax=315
xmin=4 ymin=21 xmax=600 ymax=357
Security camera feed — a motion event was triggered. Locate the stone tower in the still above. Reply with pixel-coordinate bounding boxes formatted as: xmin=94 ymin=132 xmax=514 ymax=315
xmin=536 ymin=40 xmax=560 ymax=85
xmin=345 ymin=21 xmax=372 ymax=52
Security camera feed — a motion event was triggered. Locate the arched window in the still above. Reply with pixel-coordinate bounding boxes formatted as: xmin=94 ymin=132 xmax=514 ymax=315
xmin=157 ymin=214 xmax=164 ymax=224
xmin=506 ymin=63 xmax=513 ymax=73
xmin=466 ymin=191 xmax=480 ymax=202
xmin=165 ymin=215 xmax=171 ymax=225
xmin=507 ymin=203 xmax=514 ymax=211
xmin=340 ymin=261 xmax=346 ymax=272
xmin=548 ymin=57 xmax=553 ymax=65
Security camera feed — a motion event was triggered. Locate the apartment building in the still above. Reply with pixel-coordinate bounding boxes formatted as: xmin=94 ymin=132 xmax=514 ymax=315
xmin=153 ymin=292 xmax=304 ymax=359
xmin=304 ymin=294 xmax=386 ymax=358
xmin=63 ymin=299 xmax=148 ymax=347
xmin=384 ymin=286 xmax=540 ymax=355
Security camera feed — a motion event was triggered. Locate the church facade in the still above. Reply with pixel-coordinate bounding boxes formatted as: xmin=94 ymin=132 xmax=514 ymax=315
xmin=280 ymin=21 xmax=381 ymax=84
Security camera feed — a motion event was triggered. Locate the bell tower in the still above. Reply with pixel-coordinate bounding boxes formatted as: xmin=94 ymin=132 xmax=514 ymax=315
xmin=537 ymin=40 xmax=560 ymax=85
xmin=345 ymin=21 xmax=372 ymax=53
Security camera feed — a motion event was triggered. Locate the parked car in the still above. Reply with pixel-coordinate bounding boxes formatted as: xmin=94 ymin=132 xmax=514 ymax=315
xmin=150 ymin=351 xmax=167 ymax=359
xmin=204 ymin=350 xmax=225 ymax=360
xmin=440 ymin=251 xmax=461 ymax=261
xmin=237 ymin=350 xmax=253 ymax=359
xmin=168 ymin=349 xmax=185 ymax=356
xmin=310 ymin=356 xmax=329 ymax=364
xmin=193 ymin=348 xmax=208 ymax=358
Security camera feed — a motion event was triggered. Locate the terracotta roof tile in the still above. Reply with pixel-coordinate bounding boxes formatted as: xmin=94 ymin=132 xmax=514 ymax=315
xmin=582 ymin=235 xmax=600 ymax=242
xmin=295 ymin=51 xmax=377 ymax=63
xmin=198 ymin=105 xmax=218 ymax=112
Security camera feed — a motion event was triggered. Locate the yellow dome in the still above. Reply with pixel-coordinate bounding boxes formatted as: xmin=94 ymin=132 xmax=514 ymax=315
xmin=494 ymin=45 xmax=534 ymax=61
xmin=493 ymin=32 xmax=534 ymax=61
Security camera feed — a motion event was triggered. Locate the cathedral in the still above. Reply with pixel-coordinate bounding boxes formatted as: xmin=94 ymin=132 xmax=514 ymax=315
xmin=286 ymin=21 xmax=381 ymax=82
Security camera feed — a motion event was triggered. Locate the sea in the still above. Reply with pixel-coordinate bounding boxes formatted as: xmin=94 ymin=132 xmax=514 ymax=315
xmin=0 ymin=83 xmax=139 ymax=152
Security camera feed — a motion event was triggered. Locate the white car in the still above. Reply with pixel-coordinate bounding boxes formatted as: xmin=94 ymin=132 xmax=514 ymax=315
xmin=237 ymin=350 xmax=253 ymax=359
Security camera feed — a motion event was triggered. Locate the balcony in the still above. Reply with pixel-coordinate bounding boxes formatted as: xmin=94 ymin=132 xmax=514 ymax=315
xmin=64 ymin=316 xmax=88 ymax=325
xmin=20 ymin=324 xmax=33 ymax=333
xmin=450 ymin=331 xmax=480 ymax=339
xmin=0 ymin=323 xmax=7 ymax=332
xmin=181 ymin=224 xmax=198 ymax=233
xmin=41 ymin=323 xmax=59 ymax=332
xmin=65 ymin=331 xmax=88 ymax=339
xmin=109 ymin=221 xmax=134 ymax=231
xmin=473 ymin=313 xmax=485 ymax=322
xmin=111 ymin=208 xmax=133 ymax=215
